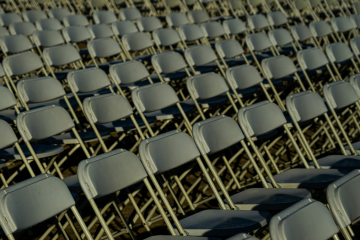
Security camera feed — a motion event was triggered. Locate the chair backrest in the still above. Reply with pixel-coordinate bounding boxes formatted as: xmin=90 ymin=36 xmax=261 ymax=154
xmin=268 ymin=28 xmax=294 ymax=47
xmin=350 ymin=36 xmax=360 ymax=56
xmin=184 ymin=45 xmax=217 ymax=67
xmin=0 ymin=13 xmax=23 ymax=27
xmin=286 ymin=91 xmax=328 ymax=123
xmin=323 ymin=81 xmax=359 ymax=110
xmin=62 ymin=26 xmax=92 ymax=43
xmin=238 ymin=101 xmax=287 ymax=138
xmin=350 ymin=73 xmax=360 ymax=97
xmin=201 ymin=21 xmax=226 ymax=39
xmin=187 ymin=73 xmax=229 ymax=100
xmin=137 ymin=16 xmax=162 ymax=32
xmin=331 ymin=16 xmax=354 ymax=33
xmin=23 ymin=10 xmax=47 ymax=23
xmin=110 ymin=60 xmax=150 ymax=85
xmin=88 ymin=24 xmax=114 ymax=39
xmin=215 ymin=39 xmax=244 ymax=59
xmin=43 ymin=44 xmax=81 ymax=67
xmin=78 ymin=149 xmax=148 ymax=200
xmin=165 ymin=12 xmax=189 ymax=27
xmin=309 ymin=21 xmax=333 ymax=38
xmin=0 ymin=34 xmax=33 ymax=54
xmin=0 ymin=174 xmax=75 ymax=236
xmin=245 ymin=33 xmax=273 ymax=52
xmin=229 ymin=0 xmax=243 ymax=10
xmin=226 ymin=65 xmax=263 ymax=90
xmin=3 ymin=51 xmax=44 ymax=77
xmin=0 ymin=26 xmax=9 ymax=37
xmin=87 ymin=38 xmax=122 ymax=58
xmin=93 ymin=10 xmax=117 ymax=25
xmin=187 ymin=10 xmax=210 ymax=24
xmin=153 ymin=28 xmax=181 ymax=47
xmin=325 ymin=42 xmax=354 ymax=63
xmin=33 ymin=30 xmax=65 ymax=47
xmin=223 ymin=18 xmax=247 ymax=36
xmin=0 ymin=86 xmax=17 ymax=111
xmin=262 ymin=55 xmax=297 ymax=80
xmin=47 ymin=8 xmax=71 ymax=21
xmin=63 ymin=14 xmax=89 ymax=27
xmin=327 ymin=170 xmax=360 ymax=230
xmin=152 ymin=51 xmax=187 ymax=74
xmin=267 ymin=11 xmax=287 ymax=27
xmin=17 ymin=76 xmax=66 ymax=105
xmin=290 ymin=24 xmax=313 ymax=41
xmin=68 ymin=68 xmax=111 ymax=93
xmin=111 ymin=20 xmax=138 ymax=37
xmin=270 ymin=198 xmax=339 ymax=240
xmin=193 ymin=115 xmax=245 ymax=155
xmin=83 ymin=93 xmax=133 ymax=125
xmin=122 ymin=32 xmax=153 ymax=52
xmin=119 ymin=8 xmax=142 ymax=21
xmin=247 ymin=14 xmax=270 ymax=31
xmin=132 ymin=82 xmax=180 ymax=113
xmin=178 ymin=24 xmax=205 ymax=42
xmin=297 ymin=48 xmax=329 ymax=70
xmin=139 ymin=130 xmax=200 ymax=175
xmin=350 ymin=14 xmax=360 ymax=29
xmin=9 ymin=21 xmax=36 ymax=36
xmin=35 ymin=18 xmax=62 ymax=31
xmin=294 ymin=0 xmax=308 ymax=10
xmin=0 ymin=119 xmax=18 ymax=149
xmin=17 ymin=105 xmax=75 ymax=142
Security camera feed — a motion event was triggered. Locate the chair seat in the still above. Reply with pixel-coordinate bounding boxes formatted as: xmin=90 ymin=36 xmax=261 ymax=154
xmin=173 ymin=209 xmax=270 ymax=237
xmin=267 ymin=169 xmax=348 ymax=189
xmin=42 ymin=131 xmax=111 ymax=144
xmin=225 ymin=188 xmax=312 ymax=210
xmin=62 ymin=174 xmax=82 ymax=192
xmin=0 ymin=144 xmax=64 ymax=160
xmin=96 ymin=117 xmax=156 ymax=133
xmin=180 ymin=96 xmax=229 ymax=109
xmin=143 ymin=106 xmax=194 ymax=120
xmin=0 ymin=109 xmax=17 ymax=122
xmin=309 ymin=155 xmax=360 ymax=169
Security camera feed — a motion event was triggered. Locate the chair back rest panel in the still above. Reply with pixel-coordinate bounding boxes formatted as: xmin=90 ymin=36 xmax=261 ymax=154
xmin=88 ymin=38 xmax=122 ymax=58
xmin=186 ymin=73 xmax=229 ymax=100
xmin=184 ymin=45 xmax=217 ymax=67
xmin=325 ymin=42 xmax=354 ymax=63
xmin=323 ymin=81 xmax=359 ymax=110
xmin=0 ymin=119 xmax=18 ymax=149
xmin=245 ymin=33 xmax=273 ymax=52
xmin=122 ymin=32 xmax=153 ymax=51
xmin=110 ymin=60 xmax=150 ymax=85
xmin=297 ymin=48 xmax=329 ymax=70
xmin=0 ymin=86 xmax=17 ymax=111
xmin=43 ymin=44 xmax=81 ymax=66
xmin=9 ymin=22 xmax=36 ymax=36
xmin=153 ymin=28 xmax=181 ymax=47
xmin=0 ymin=34 xmax=33 ymax=54
xmin=226 ymin=65 xmax=263 ymax=90
xmin=166 ymin=12 xmax=189 ymax=27
xmin=215 ymin=39 xmax=244 ymax=59
xmin=3 ymin=51 xmax=44 ymax=76
xmin=223 ymin=19 xmax=246 ymax=35
xmin=111 ymin=21 xmax=138 ymax=36
xmin=262 ymin=55 xmax=297 ymax=79
xmin=88 ymin=24 xmax=114 ymax=39
xmin=152 ymin=51 xmax=187 ymax=74
xmin=33 ymin=30 xmax=65 ymax=48
xmin=290 ymin=24 xmax=313 ymax=41
xmin=68 ymin=68 xmax=111 ymax=93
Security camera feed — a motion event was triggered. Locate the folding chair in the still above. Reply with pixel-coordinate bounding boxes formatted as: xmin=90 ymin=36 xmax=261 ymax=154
xmin=137 ymin=16 xmax=163 ymax=34
xmin=87 ymin=37 xmax=126 ymax=69
xmin=88 ymin=23 xmax=115 ymax=39
xmin=238 ymin=101 xmax=347 ymax=189
xmin=119 ymin=7 xmax=142 ymax=21
xmin=0 ymin=27 xmax=10 ymax=37
xmin=290 ymin=24 xmax=318 ymax=49
xmin=267 ymin=10 xmax=289 ymax=28
xmin=187 ymin=9 xmax=211 ymax=24
xmin=331 ymin=16 xmax=358 ymax=45
xmin=269 ymin=198 xmax=340 ymax=240
xmin=268 ymin=28 xmax=299 ymax=55
xmin=0 ymin=86 xmax=20 ymax=123
xmin=215 ymin=39 xmax=250 ymax=68
xmin=111 ymin=20 xmax=139 ymax=38
xmin=227 ymin=0 xmax=249 ymax=19
xmin=139 ymin=130 xmax=271 ymax=238
xmin=93 ymin=10 xmax=117 ymax=24
xmin=178 ymin=23 xmax=208 ymax=47
xmin=121 ymin=32 xmax=157 ymax=61
xmin=0 ymin=34 xmax=34 ymax=56
xmin=309 ymin=20 xmax=337 ymax=49
xmin=22 ymin=9 xmax=47 ymax=23
xmin=327 ymin=169 xmax=360 ymax=240
xmin=153 ymin=28 xmax=185 ymax=52
xmin=166 ymin=12 xmax=190 ymax=28
xmin=0 ymin=13 xmax=23 ymax=27
xmin=35 ymin=18 xmax=63 ymax=31
xmin=8 ymin=21 xmax=37 ymax=37
xmin=222 ymin=18 xmax=248 ymax=39
xmin=192 ymin=115 xmax=311 ymax=210
xmin=350 ymin=14 xmax=360 ymax=30
xmin=63 ymin=14 xmax=90 ymax=27
xmin=48 ymin=8 xmax=71 ymax=21
xmin=247 ymin=13 xmax=271 ymax=33
xmin=62 ymin=25 xmax=92 ymax=52
xmin=32 ymin=30 xmax=66 ymax=56
xmin=349 ymin=36 xmax=360 ymax=69
xmin=0 ymin=174 xmax=93 ymax=240
xmin=201 ymin=21 xmax=230 ymax=42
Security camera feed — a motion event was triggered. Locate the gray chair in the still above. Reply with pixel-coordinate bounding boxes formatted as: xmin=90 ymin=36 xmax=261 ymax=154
xmin=0 ymin=174 xmax=91 ymax=240
xmin=350 ymin=14 xmax=360 ymax=29
xmin=223 ymin=18 xmax=247 ymax=36
xmin=309 ymin=21 xmax=334 ymax=41
xmin=153 ymin=28 xmax=183 ymax=50
xmin=0 ymin=86 xmax=19 ymax=123
xmin=93 ymin=10 xmax=117 ymax=24
xmin=165 ymin=12 xmax=189 ymax=28
xmin=35 ymin=18 xmax=63 ymax=31
xmin=48 ymin=8 xmax=71 ymax=22
xmin=137 ymin=16 xmax=163 ymax=32
xmin=267 ymin=11 xmax=288 ymax=27
xmin=88 ymin=24 xmax=114 ymax=39
xmin=350 ymin=36 xmax=360 ymax=59
xmin=268 ymin=28 xmax=298 ymax=55
xmin=327 ymin=169 xmax=360 ymax=240
xmin=139 ymin=130 xmax=271 ymax=237
xmin=270 ymin=198 xmax=340 ymax=240
xmin=22 ymin=9 xmax=47 ymax=23
xmin=178 ymin=24 xmax=206 ymax=46
xmin=325 ymin=42 xmax=357 ymax=74
xmin=201 ymin=21 xmax=228 ymax=39
xmin=247 ymin=14 xmax=270 ymax=31
xmin=32 ymin=30 xmax=66 ymax=55
xmin=111 ymin=20 xmax=139 ymax=37
xmin=119 ymin=7 xmax=142 ymax=21
xmin=8 ymin=21 xmax=36 ymax=36
xmin=63 ymin=14 xmax=89 ymax=27
xmin=331 ymin=16 xmax=355 ymax=34
xmin=121 ymin=32 xmax=155 ymax=59
xmin=215 ymin=39 xmax=250 ymax=67
xmin=0 ymin=13 xmax=23 ymax=27
xmin=0 ymin=27 xmax=9 ymax=37
xmin=0 ymin=34 xmax=34 ymax=55
xmin=290 ymin=24 xmax=315 ymax=42
xmin=187 ymin=10 xmax=210 ymax=24
xmin=62 ymin=26 xmax=92 ymax=47
xmin=193 ymin=115 xmax=311 ymax=210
